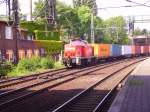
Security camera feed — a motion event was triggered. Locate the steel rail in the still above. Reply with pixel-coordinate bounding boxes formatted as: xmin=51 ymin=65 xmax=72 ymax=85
xmin=93 ymin=68 xmax=135 ymax=112
xmin=0 ymin=58 xmax=140 ymax=109
xmin=0 ymin=68 xmax=67 ymax=85
xmin=0 ymin=59 xmax=126 ymax=97
xmin=0 ymin=57 xmax=131 ymax=93
xmin=52 ymin=58 xmax=145 ymax=112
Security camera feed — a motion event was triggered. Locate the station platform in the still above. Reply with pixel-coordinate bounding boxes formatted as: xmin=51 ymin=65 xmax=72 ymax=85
xmin=108 ymin=58 xmax=150 ymax=112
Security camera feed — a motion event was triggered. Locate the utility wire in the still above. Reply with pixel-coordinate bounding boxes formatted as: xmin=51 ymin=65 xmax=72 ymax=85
xmin=126 ymin=0 xmax=150 ymax=8
xmin=96 ymin=4 xmax=144 ymax=10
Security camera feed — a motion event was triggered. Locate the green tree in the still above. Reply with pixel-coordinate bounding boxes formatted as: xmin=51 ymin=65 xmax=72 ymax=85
xmin=57 ymin=2 xmax=81 ymax=38
xmin=73 ymin=0 xmax=97 ymax=15
xmin=104 ymin=16 xmax=129 ymax=44
xmin=133 ymin=28 xmax=142 ymax=36
xmin=77 ymin=5 xmax=91 ymax=37
xmin=133 ymin=28 xmax=149 ymax=36
xmin=94 ymin=17 xmax=105 ymax=43
xmin=73 ymin=0 xmax=96 ymax=8
xmin=33 ymin=0 xmax=45 ymax=19
xmin=141 ymin=29 xmax=148 ymax=35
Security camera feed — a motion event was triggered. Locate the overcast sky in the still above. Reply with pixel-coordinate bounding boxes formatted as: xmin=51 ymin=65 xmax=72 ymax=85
xmin=0 ymin=0 xmax=150 ymax=29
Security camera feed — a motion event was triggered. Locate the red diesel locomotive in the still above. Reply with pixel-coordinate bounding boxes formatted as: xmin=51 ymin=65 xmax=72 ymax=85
xmin=63 ymin=40 xmax=94 ymax=67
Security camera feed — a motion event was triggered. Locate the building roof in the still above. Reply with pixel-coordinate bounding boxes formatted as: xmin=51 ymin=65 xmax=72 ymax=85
xmin=129 ymin=35 xmax=150 ymax=39
xmin=0 ymin=20 xmax=28 ymax=32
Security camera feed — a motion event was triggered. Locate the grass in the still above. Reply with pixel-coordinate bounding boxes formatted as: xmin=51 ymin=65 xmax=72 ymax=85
xmin=7 ymin=56 xmax=64 ymax=77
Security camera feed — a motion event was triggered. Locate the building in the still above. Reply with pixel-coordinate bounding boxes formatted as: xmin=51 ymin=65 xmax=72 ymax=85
xmin=130 ymin=35 xmax=150 ymax=45
xmin=128 ymin=35 xmax=150 ymax=45
xmin=0 ymin=21 xmax=45 ymax=62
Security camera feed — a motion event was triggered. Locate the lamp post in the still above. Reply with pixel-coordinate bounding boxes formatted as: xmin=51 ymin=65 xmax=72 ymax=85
xmin=30 ymin=0 xmax=32 ymax=21
xmin=12 ymin=0 xmax=19 ymax=63
xmin=91 ymin=6 xmax=95 ymax=43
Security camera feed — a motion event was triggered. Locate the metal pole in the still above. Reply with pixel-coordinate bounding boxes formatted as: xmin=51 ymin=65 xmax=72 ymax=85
xmin=8 ymin=0 xmax=11 ymax=21
xmin=91 ymin=12 xmax=95 ymax=43
xmin=116 ymin=28 xmax=119 ymax=43
xmin=12 ymin=0 xmax=19 ymax=63
xmin=30 ymin=0 xmax=32 ymax=21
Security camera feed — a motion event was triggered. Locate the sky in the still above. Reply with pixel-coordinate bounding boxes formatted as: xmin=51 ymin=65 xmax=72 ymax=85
xmin=0 ymin=0 xmax=150 ymax=29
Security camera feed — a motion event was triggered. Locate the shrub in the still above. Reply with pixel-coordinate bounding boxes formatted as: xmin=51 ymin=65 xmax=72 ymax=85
xmin=40 ymin=57 xmax=54 ymax=69
xmin=8 ymin=57 xmax=59 ymax=77
xmin=0 ymin=61 xmax=13 ymax=77
xmin=34 ymin=30 xmax=60 ymax=41
xmin=17 ymin=56 xmax=42 ymax=72
xmin=54 ymin=61 xmax=64 ymax=69
xmin=34 ymin=40 xmax=64 ymax=55
xmin=30 ymin=56 xmax=41 ymax=70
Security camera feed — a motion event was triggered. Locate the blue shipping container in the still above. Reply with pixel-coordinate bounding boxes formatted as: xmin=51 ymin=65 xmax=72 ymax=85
xmin=111 ymin=44 xmax=122 ymax=57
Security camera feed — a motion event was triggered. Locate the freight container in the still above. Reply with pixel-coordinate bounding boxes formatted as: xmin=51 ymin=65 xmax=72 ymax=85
xmin=143 ymin=46 xmax=149 ymax=54
xmin=98 ymin=44 xmax=111 ymax=58
xmin=121 ymin=45 xmax=132 ymax=56
xmin=90 ymin=44 xmax=99 ymax=57
xmin=131 ymin=45 xmax=135 ymax=55
xmin=134 ymin=46 xmax=141 ymax=55
xmin=141 ymin=46 xmax=144 ymax=54
xmin=91 ymin=44 xmax=111 ymax=58
xmin=111 ymin=44 xmax=122 ymax=57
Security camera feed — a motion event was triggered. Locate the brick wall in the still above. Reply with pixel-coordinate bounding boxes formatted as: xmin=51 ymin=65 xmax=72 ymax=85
xmin=0 ymin=21 xmax=44 ymax=62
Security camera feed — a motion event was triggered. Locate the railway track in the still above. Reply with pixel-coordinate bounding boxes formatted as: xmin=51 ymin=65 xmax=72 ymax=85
xmin=52 ymin=58 xmax=144 ymax=112
xmin=0 ymin=58 xmax=133 ymax=91
xmin=0 ymin=58 xmax=133 ymax=110
xmin=0 ymin=57 xmax=146 ymax=112
xmin=0 ymin=59 xmax=119 ymax=89
xmin=0 ymin=68 xmax=68 ymax=89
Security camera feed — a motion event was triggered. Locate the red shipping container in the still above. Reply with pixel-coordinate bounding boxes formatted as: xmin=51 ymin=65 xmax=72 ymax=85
xmin=134 ymin=46 xmax=141 ymax=54
xmin=143 ymin=46 xmax=149 ymax=54
xmin=131 ymin=45 xmax=135 ymax=55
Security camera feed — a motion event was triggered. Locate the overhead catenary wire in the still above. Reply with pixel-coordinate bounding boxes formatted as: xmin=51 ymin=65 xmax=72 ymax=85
xmin=95 ymin=4 xmax=149 ymax=10
xmin=126 ymin=0 xmax=150 ymax=8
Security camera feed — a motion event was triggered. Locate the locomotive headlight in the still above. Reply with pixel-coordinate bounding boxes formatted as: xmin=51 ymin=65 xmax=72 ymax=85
xmin=76 ymin=57 xmax=81 ymax=65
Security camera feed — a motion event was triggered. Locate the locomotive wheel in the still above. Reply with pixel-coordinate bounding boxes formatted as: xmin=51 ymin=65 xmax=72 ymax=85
xmin=64 ymin=60 xmax=73 ymax=68
xmin=66 ymin=62 xmax=72 ymax=68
